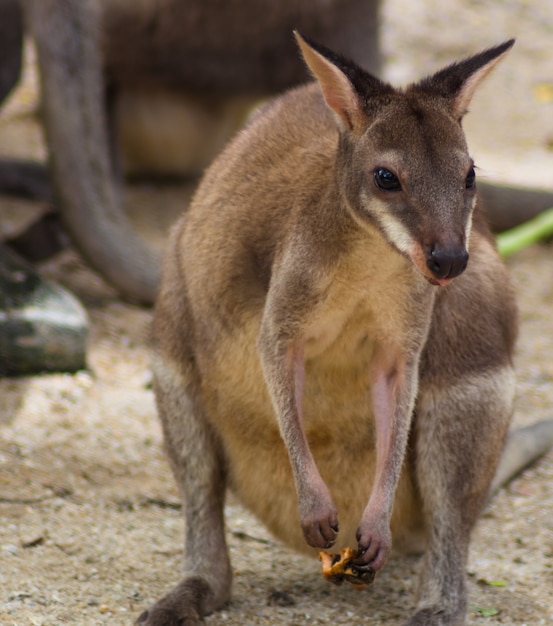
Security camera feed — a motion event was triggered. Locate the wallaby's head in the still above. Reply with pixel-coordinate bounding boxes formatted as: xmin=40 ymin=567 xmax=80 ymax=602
xmin=295 ymin=32 xmax=514 ymax=286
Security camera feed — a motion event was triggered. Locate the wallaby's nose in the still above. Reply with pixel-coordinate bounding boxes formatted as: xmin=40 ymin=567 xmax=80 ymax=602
xmin=426 ymin=245 xmax=469 ymax=280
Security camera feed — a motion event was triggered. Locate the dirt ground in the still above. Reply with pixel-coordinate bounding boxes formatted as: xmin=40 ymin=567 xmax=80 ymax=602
xmin=1 ymin=2 xmax=553 ymax=625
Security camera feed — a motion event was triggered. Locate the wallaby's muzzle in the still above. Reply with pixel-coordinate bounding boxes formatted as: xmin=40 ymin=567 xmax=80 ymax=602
xmin=409 ymin=239 xmax=470 ymax=287
xmin=426 ymin=243 xmax=469 ymax=282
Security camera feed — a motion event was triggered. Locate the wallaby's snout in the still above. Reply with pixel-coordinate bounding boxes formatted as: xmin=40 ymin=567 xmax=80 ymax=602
xmin=408 ymin=234 xmax=470 ymax=287
xmin=426 ymin=242 xmax=469 ymax=284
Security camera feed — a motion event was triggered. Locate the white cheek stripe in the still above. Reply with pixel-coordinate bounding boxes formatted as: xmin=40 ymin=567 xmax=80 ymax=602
xmin=465 ymin=198 xmax=475 ymax=252
xmin=360 ymin=190 xmax=414 ymax=255
xmin=360 ymin=191 xmax=476 ymax=254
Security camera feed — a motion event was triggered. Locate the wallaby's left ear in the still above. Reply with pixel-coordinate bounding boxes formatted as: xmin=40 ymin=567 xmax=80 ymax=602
xmin=414 ymin=39 xmax=515 ymax=119
xmin=294 ymin=30 xmax=394 ymax=133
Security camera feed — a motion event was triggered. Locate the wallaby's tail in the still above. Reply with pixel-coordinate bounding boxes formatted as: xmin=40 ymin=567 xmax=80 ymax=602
xmin=479 ymin=181 xmax=553 ymax=232
xmin=489 ymin=418 xmax=553 ymax=496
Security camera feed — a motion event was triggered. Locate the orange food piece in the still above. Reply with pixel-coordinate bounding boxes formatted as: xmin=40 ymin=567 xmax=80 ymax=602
xmin=319 ymin=547 xmax=375 ymax=589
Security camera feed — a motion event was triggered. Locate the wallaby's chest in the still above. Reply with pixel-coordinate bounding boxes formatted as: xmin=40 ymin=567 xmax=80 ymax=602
xmin=207 ymin=236 xmax=431 ymax=436
xmin=302 ymin=237 xmax=429 ymax=361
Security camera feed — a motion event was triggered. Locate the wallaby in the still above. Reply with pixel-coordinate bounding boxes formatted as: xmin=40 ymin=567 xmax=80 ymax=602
xmin=143 ymin=35 xmax=553 ymax=626
xmin=3 ymin=1 xmax=552 ymax=302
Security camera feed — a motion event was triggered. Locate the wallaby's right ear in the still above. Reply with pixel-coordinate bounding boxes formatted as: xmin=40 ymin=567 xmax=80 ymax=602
xmin=294 ymin=31 xmax=393 ymax=133
xmin=415 ymin=39 xmax=515 ymax=120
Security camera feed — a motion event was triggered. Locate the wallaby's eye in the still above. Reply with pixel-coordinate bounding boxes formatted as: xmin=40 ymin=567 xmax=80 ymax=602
xmin=374 ymin=167 xmax=401 ymax=192
xmin=465 ymin=166 xmax=476 ymax=189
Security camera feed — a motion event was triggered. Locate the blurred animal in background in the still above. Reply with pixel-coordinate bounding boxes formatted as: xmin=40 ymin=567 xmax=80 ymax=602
xmin=0 ymin=0 xmax=553 ymax=303
xmin=0 ymin=0 xmax=551 ymax=303
xmin=2 ymin=0 xmax=380 ymax=302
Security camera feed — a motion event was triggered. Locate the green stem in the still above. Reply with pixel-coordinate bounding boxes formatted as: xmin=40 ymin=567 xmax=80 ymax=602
xmin=496 ymin=206 xmax=553 ymax=257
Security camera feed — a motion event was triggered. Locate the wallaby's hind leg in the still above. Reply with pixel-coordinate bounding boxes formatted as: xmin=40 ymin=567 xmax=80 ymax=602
xmin=137 ymin=357 xmax=232 ymax=626
xmin=408 ymin=367 xmax=515 ymax=626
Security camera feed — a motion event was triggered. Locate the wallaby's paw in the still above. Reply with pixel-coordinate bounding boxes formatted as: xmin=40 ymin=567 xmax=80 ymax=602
xmin=300 ymin=505 xmax=339 ymax=548
xmin=354 ymin=515 xmax=391 ymax=572
xmin=135 ymin=577 xmax=215 ymax=626
xmin=299 ymin=483 xmax=339 ymax=549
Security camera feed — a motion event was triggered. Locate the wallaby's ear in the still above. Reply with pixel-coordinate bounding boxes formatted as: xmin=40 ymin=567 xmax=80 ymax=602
xmin=414 ymin=40 xmax=515 ymax=120
xmin=294 ymin=31 xmax=393 ymax=133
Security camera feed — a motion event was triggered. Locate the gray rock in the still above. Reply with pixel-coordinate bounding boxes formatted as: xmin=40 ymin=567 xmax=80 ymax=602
xmin=0 ymin=244 xmax=88 ymax=376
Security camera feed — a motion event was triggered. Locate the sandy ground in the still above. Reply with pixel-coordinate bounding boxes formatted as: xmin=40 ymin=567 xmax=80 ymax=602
xmin=1 ymin=2 xmax=553 ymax=625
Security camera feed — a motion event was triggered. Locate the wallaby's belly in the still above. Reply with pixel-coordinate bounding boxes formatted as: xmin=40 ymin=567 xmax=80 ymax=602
xmin=203 ymin=317 xmax=424 ymax=556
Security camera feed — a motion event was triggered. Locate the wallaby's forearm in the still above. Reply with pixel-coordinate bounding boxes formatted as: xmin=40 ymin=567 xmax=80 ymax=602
xmin=258 ymin=302 xmax=339 ymax=549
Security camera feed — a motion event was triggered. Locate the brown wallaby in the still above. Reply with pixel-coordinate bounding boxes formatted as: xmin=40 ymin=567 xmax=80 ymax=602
xmin=143 ymin=35 xmax=553 ymax=626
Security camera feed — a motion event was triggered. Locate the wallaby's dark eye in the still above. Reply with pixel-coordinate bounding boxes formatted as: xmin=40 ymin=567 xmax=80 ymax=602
xmin=465 ymin=166 xmax=476 ymax=189
xmin=374 ymin=167 xmax=401 ymax=192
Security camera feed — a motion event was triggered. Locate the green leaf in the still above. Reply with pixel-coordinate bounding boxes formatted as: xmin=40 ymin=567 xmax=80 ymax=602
xmin=472 ymin=605 xmax=501 ymax=617
xmin=496 ymin=206 xmax=553 ymax=257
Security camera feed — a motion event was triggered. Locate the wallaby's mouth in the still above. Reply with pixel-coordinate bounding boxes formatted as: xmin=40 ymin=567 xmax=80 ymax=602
xmin=412 ymin=259 xmax=457 ymax=287
xmin=427 ymin=276 xmax=454 ymax=287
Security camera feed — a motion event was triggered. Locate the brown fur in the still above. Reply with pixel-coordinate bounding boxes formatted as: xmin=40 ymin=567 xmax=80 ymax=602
xmin=147 ymin=37 xmax=519 ymax=626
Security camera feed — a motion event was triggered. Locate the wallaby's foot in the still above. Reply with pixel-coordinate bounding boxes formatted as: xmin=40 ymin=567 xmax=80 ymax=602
xmin=404 ymin=605 xmax=465 ymax=626
xmin=136 ymin=577 xmax=226 ymax=626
